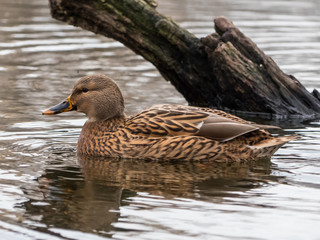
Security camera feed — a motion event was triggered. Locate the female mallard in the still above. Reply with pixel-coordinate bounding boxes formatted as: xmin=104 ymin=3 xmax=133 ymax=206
xmin=43 ymin=74 xmax=298 ymax=162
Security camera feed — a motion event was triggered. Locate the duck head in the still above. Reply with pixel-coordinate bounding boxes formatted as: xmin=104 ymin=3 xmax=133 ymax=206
xmin=42 ymin=74 xmax=125 ymax=121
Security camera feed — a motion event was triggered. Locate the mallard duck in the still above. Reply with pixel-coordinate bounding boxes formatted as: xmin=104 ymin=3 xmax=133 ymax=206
xmin=42 ymin=74 xmax=298 ymax=162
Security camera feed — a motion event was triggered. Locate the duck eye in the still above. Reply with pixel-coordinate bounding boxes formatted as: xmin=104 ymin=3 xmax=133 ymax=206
xmin=82 ymin=88 xmax=89 ymax=93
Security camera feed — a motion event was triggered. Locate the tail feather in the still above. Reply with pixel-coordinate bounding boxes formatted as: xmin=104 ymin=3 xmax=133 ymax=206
xmin=254 ymin=135 xmax=300 ymax=148
xmin=250 ymin=135 xmax=300 ymax=158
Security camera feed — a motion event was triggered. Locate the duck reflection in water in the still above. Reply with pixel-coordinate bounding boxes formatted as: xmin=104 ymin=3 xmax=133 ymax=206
xmin=77 ymin=155 xmax=273 ymax=198
xmin=21 ymin=154 xmax=273 ymax=237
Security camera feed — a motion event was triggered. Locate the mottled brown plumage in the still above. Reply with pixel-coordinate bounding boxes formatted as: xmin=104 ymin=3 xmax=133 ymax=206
xmin=43 ymin=74 xmax=299 ymax=162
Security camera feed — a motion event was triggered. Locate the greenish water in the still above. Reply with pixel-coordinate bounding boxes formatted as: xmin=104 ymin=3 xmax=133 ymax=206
xmin=0 ymin=0 xmax=320 ymax=239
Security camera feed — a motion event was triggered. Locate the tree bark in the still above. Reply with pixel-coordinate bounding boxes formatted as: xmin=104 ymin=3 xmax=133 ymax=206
xmin=49 ymin=0 xmax=320 ymax=119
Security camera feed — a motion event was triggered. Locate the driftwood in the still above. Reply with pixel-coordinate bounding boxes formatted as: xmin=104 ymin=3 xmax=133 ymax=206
xmin=48 ymin=0 xmax=320 ymax=119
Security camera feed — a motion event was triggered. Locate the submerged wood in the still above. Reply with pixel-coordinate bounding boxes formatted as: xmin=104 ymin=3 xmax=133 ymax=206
xmin=48 ymin=0 xmax=320 ymax=119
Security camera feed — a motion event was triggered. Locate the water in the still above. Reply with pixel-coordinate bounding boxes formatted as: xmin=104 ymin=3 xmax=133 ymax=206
xmin=0 ymin=0 xmax=320 ymax=239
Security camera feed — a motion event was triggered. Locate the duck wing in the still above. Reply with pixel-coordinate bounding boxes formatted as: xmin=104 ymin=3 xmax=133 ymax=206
xmin=126 ymin=105 xmax=280 ymax=142
xmin=126 ymin=105 xmax=207 ymax=137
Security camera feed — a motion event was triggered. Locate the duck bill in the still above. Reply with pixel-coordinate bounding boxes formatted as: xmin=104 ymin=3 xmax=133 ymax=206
xmin=42 ymin=96 xmax=76 ymax=115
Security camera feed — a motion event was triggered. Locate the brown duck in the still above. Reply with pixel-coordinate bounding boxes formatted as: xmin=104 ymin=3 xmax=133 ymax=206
xmin=42 ymin=74 xmax=298 ymax=162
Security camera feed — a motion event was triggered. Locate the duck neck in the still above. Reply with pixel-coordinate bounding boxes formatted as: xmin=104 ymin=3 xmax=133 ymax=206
xmin=82 ymin=116 xmax=126 ymax=134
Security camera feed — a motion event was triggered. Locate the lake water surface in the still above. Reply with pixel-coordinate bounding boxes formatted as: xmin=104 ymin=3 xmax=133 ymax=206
xmin=0 ymin=0 xmax=320 ymax=239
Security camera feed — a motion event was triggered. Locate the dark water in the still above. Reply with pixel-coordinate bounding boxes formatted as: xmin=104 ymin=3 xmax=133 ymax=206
xmin=0 ymin=0 xmax=320 ymax=239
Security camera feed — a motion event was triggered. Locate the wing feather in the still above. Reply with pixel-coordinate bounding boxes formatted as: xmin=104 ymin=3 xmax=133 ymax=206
xmin=125 ymin=104 xmax=278 ymax=141
xmin=126 ymin=105 xmax=207 ymax=137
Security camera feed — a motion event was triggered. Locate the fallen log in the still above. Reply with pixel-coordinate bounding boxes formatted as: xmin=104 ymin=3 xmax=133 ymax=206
xmin=48 ymin=0 xmax=320 ymax=119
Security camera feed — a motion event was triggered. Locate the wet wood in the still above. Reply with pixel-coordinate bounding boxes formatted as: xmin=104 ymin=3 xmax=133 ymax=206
xmin=49 ymin=0 xmax=320 ymax=119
